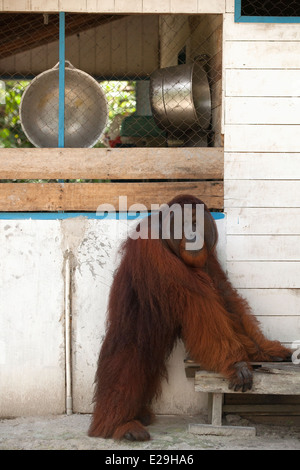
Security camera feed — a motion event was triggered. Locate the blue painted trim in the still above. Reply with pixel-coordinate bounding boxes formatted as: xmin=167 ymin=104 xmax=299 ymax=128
xmin=58 ymin=12 xmax=65 ymax=149
xmin=0 ymin=212 xmax=225 ymax=221
xmin=235 ymin=0 xmax=300 ymax=23
xmin=235 ymin=0 xmax=242 ymax=22
xmin=0 ymin=212 xmax=147 ymax=221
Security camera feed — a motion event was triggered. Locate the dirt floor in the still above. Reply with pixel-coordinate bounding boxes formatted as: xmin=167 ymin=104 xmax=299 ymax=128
xmin=0 ymin=413 xmax=299 ymax=450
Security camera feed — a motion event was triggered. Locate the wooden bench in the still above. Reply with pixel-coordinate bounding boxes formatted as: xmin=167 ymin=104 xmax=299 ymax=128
xmin=187 ymin=362 xmax=300 ymax=437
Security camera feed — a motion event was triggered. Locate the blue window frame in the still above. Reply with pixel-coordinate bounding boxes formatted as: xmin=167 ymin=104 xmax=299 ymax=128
xmin=235 ymin=0 xmax=300 ymax=23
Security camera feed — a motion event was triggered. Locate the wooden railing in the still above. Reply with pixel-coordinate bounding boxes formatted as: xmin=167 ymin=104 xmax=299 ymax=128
xmin=0 ymin=147 xmax=224 ymax=211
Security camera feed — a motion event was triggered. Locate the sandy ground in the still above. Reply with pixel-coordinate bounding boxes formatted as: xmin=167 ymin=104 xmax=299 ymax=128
xmin=0 ymin=413 xmax=299 ymax=450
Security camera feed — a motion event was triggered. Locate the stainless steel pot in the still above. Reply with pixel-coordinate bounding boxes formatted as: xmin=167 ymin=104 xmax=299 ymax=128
xmin=150 ymin=61 xmax=211 ymax=132
xmin=20 ymin=61 xmax=108 ymax=148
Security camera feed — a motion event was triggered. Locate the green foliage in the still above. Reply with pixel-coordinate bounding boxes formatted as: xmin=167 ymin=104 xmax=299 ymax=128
xmin=100 ymin=80 xmax=136 ymax=128
xmin=0 ymin=81 xmax=33 ymax=148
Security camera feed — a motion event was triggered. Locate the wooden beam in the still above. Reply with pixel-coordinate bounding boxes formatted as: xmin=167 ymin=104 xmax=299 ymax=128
xmin=222 ymin=404 xmax=300 ymax=415
xmin=195 ymin=365 xmax=300 ymax=395
xmin=0 ymin=181 xmax=223 ymax=211
xmin=0 ymin=147 xmax=224 ymax=180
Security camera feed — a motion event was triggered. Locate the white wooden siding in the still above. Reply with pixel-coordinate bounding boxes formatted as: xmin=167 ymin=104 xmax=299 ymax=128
xmin=227 ymin=235 xmax=300 ymax=261
xmin=225 ymin=0 xmax=234 ymax=12
xmin=227 ymin=262 xmax=300 ymax=289
xmin=237 ymin=289 xmax=300 ymax=317
xmin=225 ymin=154 xmax=300 ymax=180
xmin=226 ymin=69 xmax=300 ymax=97
xmin=226 ymin=97 xmax=300 ymax=125
xmin=224 ymin=14 xmax=300 ymax=41
xmin=0 ymin=0 xmax=226 ymax=13
xmin=225 ymin=125 xmax=300 ymax=152
xmin=225 ymin=41 xmax=300 ymax=69
xmin=225 ymin=181 xmax=300 ymax=207
xmin=227 ymin=208 xmax=300 ymax=235
xmin=224 ymin=12 xmax=300 ymax=347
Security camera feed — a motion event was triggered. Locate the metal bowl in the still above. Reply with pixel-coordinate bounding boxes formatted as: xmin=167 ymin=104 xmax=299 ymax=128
xmin=20 ymin=62 xmax=108 ymax=148
xmin=150 ymin=61 xmax=211 ymax=132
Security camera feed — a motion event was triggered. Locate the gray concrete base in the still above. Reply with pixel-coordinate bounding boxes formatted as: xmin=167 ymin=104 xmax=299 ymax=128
xmin=1 ymin=414 xmax=300 ymax=450
xmin=189 ymin=423 xmax=256 ymax=437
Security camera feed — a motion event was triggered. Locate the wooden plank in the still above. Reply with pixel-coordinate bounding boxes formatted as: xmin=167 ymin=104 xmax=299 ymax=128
xmin=170 ymin=0 xmax=197 ymax=13
xmin=225 ymin=69 xmax=300 ymax=97
xmin=225 ymin=154 xmax=300 ymax=180
xmin=235 ymin=289 xmax=300 ymax=317
xmin=225 ymin=124 xmax=300 ymax=153
xmin=211 ymin=393 xmax=223 ymax=426
xmin=225 ymin=97 xmax=300 ymax=125
xmin=196 ymin=0 xmax=225 ymax=13
xmin=86 ymin=0 xmax=115 ymax=13
xmin=249 ymin=316 xmax=300 ymax=344
xmin=225 ymin=180 xmax=300 ymax=208
xmin=2 ymin=0 xmax=30 ymax=11
xmin=95 ymin=18 xmax=111 ymax=75
xmin=159 ymin=16 xmax=190 ymax=68
xmin=225 ymin=389 xmax=300 ymax=404
xmin=142 ymin=0 xmax=172 ymax=13
xmin=78 ymin=29 xmax=96 ymax=75
xmin=0 ymin=0 xmax=225 ymax=13
xmin=224 ymin=41 xmax=300 ymax=69
xmin=56 ymin=0 xmax=87 ymax=11
xmin=0 ymin=147 xmax=224 ymax=180
xmin=115 ymin=0 xmax=143 ymax=13
xmin=225 ymin=0 xmax=234 ymax=12
xmin=222 ymin=404 xmax=300 ymax=415
xmin=30 ymin=0 xmax=59 ymax=10
xmin=226 ymin=208 xmax=300 ymax=235
xmin=195 ymin=368 xmax=300 ymax=395
xmin=224 ymin=13 xmax=300 ymax=41
xmin=227 ymin=235 xmax=300 ymax=261
xmin=111 ymin=14 xmax=127 ymax=76
xmin=227 ymin=261 xmax=300 ymax=289
xmin=0 ymin=181 xmax=223 ymax=211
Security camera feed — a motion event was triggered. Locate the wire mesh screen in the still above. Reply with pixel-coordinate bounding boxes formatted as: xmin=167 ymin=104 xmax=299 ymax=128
xmin=0 ymin=13 xmax=222 ymax=149
xmin=241 ymin=0 xmax=300 ymax=17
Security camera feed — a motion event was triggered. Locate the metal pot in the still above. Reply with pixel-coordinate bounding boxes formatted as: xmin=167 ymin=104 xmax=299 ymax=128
xmin=20 ymin=61 xmax=108 ymax=148
xmin=150 ymin=61 xmax=211 ymax=132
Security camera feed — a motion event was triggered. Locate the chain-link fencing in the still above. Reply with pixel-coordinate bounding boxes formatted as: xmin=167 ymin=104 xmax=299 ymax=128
xmin=0 ymin=13 xmax=223 ymax=149
xmin=241 ymin=0 xmax=300 ymax=17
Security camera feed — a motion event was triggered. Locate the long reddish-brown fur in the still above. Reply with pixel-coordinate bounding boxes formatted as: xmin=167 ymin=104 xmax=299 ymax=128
xmin=88 ymin=195 xmax=291 ymax=440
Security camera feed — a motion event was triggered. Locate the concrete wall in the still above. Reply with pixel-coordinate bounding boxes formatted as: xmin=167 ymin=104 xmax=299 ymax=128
xmin=0 ymin=214 xmax=226 ymax=417
xmin=0 ymin=220 xmax=65 ymax=416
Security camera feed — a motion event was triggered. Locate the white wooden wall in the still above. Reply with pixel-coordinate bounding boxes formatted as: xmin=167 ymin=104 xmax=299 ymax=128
xmin=223 ymin=3 xmax=300 ymax=348
xmin=0 ymin=0 xmax=226 ymax=14
xmin=0 ymin=16 xmax=159 ymax=77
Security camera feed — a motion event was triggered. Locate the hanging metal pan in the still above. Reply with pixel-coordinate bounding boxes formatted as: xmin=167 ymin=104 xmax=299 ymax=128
xmin=150 ymin=61 xmax=211 ymax=132
xmin=20 ymin=61 xmax=108 ymax=148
